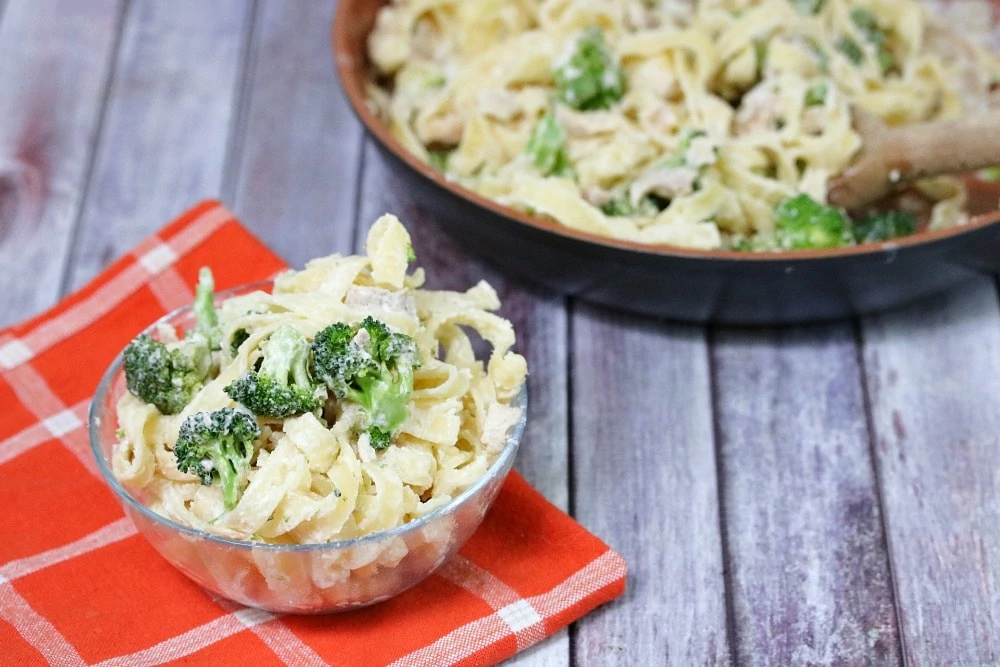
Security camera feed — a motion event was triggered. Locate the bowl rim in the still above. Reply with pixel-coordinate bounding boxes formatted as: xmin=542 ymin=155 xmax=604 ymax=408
xmin=331 ymin=0 xmax=1000 ymax=263
xmin=88 ymin=280 xmax=527 ymax=553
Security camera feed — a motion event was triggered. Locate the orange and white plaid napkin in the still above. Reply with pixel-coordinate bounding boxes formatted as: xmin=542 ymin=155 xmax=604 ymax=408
xmin=0 ymin=201 xmax=626 ymax=666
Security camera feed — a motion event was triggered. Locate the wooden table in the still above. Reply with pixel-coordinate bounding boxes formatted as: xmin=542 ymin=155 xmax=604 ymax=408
xmin=1 ymin=2 xmax=997 ymax=664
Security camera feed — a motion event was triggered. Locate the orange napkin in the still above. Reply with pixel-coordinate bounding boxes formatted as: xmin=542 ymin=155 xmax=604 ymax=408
xmin=0 ymin=201 xmax=626 ymax=666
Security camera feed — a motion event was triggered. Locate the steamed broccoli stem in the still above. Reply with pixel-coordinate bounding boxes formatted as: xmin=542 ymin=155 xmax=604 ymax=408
xmin=852 ymin=210 xmax=917 ymax=243
xmin=773 ymin=194 xmax=852 ymax=249
xmin=312 ymin=317 xmax=421 ymax=447
xmin=194 ymin=267 xmax=222 ymax=349
xmin=174 ymin=408 xmax=260 ymax=510
xmin=229 ymin=328 xmax=250 ymax=358
xmin=123 ymin=333 xmax=212 ymax=415
xmin=225 ymin=324 xmax=321 ymax=418
xmin=554 ymin=27 xmax=625 ymax=111
xmin=526 ymin=111 xmax=572 ymax=177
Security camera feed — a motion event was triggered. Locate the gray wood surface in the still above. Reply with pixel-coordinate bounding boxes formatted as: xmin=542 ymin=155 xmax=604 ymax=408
xmin=0 ymin=0 xmax=124 ymax=326
xmin=64 ymin=0 xmax=251 ymax=292
xmin=712 ymin=325 xmax=900 ymax=665
xmin=229 ymin=0 xmax=362 ymax=264
xmin=861 ymin=280 xmax=1000 ymax=665
xmin=2 ymin=0 xmax=999 ymax=665
xmin=572 ymin=309 xmax=729 ymax=665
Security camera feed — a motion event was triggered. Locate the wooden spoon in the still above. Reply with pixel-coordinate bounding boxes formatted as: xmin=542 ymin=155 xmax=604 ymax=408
xmin=827 ymin=107 xmax=1000 ymax=211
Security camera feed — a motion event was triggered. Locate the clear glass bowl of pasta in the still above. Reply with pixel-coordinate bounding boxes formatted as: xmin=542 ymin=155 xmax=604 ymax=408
xmin=89 ymin=278 xmax=527 ymax=614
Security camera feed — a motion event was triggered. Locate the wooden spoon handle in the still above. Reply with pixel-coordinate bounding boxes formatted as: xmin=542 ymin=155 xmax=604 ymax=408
xmin=828 ymin=110 xmax=1000 ymax=210
xmin=881 ymin=111 xmax=1000 ymax=181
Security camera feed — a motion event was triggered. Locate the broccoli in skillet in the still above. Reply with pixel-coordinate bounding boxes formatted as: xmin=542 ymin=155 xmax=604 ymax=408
xmin=526 ymin=110 xmax=573 ymax=177
xmin=773 ymin=194 xmax=853 ymax=249
xmin=173 ymin=407 xmax=261 ymax=510
xmin=311 ymin=317 xmax=421 ymax=450
xmin=554 ymin=27 xmax=625 ymax=111
xmin=852 ymin=209 xmax=917 ymax=244
xmin=225 ymin=324 xmax=323 ymax=418
xmin=122 ymin=267 xmax=221 ymax=415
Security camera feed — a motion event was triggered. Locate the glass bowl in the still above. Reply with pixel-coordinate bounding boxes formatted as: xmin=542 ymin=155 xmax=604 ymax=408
xmin=88 ymin=281 xmax=526 ymax=614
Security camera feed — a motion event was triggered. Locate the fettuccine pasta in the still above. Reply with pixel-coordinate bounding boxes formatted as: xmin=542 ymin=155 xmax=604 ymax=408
xmin=112 ymin=215 xmax=528 ymax=545
xmin=366 ymin=0 xmax=1000 ymax=250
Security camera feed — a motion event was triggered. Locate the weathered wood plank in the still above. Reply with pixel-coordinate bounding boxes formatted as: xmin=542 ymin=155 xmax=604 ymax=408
xmin=572 ymin=308 xmax=729 ymax=665
xmin=228 ymin=0 xmax=362 ymax=263
xmin=0 ymin=0 xmax=124 ymax=325
xmin=356 ymin=139 xmax=571 ymax=666
xmin=861 ymin=278 xmax=1000 ymax=664
xmin=63 ymin=0 xmax=252 ymax=292
xmin=711 ymin=325 xmax=900 ymax=666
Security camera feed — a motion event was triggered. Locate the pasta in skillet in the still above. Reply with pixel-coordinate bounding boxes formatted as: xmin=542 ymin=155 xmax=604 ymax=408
xmin=112 ymin=214 xmax=527 ymax=544
xmin=366 ymin=0 xmax=1000 ymax=250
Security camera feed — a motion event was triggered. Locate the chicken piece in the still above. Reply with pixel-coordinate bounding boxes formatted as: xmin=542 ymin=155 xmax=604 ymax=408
xmin=801 ymin=107 xmax=825 ymax=135
xmin=735 ymin=83 xmax=782 ymax=135
xmin=345 ymin=286 xmax=417 ymax=317
xmin=475 ymin=90 xmax=521 ymax=122
xmin=368 ymin=8 xmax=410 ymax=74
xmin=629 ymin=166 xmax=699 ymax=206
xmin=416 ymin=111 xmax=465 ymax=147
xmin=583 ymin=184 xmax=616 ymax=207
xmin=481 ymin=404 xmax=522 ymax=455
xmin=556 ymin=106 xmax=621 ymax=138
xmin=685 ymin=136 xmax=717 ymax=168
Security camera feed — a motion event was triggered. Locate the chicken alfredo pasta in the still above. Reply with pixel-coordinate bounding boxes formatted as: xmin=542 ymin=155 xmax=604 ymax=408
xmin=367 ymin=0 xmax=1000 ymax=250
xmin=112 ymin=215 xmax=527 ymax=544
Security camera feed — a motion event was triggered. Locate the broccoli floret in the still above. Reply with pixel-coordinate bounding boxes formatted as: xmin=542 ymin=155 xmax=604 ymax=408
xmin=555 ymin=28 xmax=625 ymax=111
xmin=979 ymin=166 xmax=1000 ymax=182
xmin=526 ymin=111 xmax=573 ymax=177
xmin=123 ymin=333 xmax=212 ymax=415
xmin=804 ymin=81 xmax=828 ymax=107
xmin=852 ymin=210 xmax=917 ymax=244
xmin=427 ymin=150 xmax=451 ymax=173
xmin=194 ymin=267 xmax=222 ymax=350
xmin=601 ymin=192 xmax=664 ymax=218
xmin=774 ymin=194 xmax=853 ymax=249
xmin=225 ymin=324 xmax=322 ymax=418
xmin=174 ymin=408 xmax=261 ymax=510
xmin=122 ymin=268 xmax=225 ymax=413
xmin=312 ymin=316 xmax=422 ymax=449
xmin=835 ymin=36 xmax=865 ymax=66
xmin=847 ymin=8 xmax=895 ymax=74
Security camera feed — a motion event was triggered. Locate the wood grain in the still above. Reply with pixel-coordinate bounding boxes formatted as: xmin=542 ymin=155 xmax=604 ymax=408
xmin=571 ymin=307 xmax=730 ymax=666
xmin=228 ymin=0 xmax=362 ymax=263
xmin=712 ymin=325 xmax=900 ymax=666
xmin=356 ymin=139 xmax=571 ymax=666
xmin=0 ymin=0 xmax=125 ymax=325
xmin=62 ymin=0 xmax=252 ymax=292
xmin=861 ymin=279 xmax=1000 ymax=665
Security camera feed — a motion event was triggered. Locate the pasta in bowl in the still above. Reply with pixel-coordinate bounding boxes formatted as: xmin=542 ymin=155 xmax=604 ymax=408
xmin=89 ymin=215 xmax=528 ymax=613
